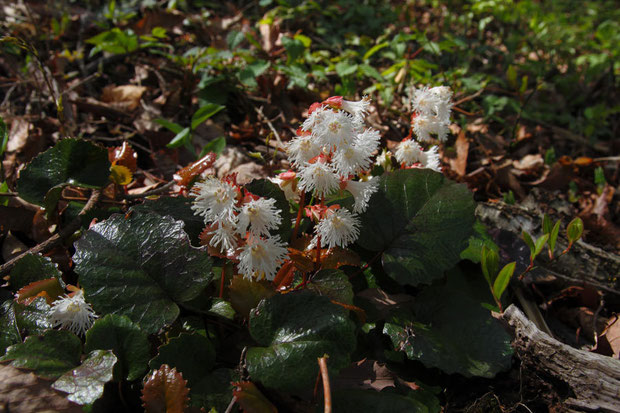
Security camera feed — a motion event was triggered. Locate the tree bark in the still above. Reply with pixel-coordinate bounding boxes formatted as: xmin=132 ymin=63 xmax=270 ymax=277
xmin=502 ymin=305 xmax=620 ymax=412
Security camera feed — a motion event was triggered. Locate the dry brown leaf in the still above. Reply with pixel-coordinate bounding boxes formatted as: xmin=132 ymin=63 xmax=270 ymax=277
xmin=513 ymin=154 xmax=544 ymax=172
xmin=0 ymin=364 xmax=82 ymax=412
xmin=449 ymin=128 xmax=469 ymax=176
xmin=101 ymin=85 xmax=147 ymax=111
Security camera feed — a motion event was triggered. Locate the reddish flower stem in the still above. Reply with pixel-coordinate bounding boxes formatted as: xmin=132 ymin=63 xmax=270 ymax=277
xmin=291 ymin=191 xmax=306 ymax=242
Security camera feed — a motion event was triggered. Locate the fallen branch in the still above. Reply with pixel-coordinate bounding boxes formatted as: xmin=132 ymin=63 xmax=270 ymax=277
xmin=0 ymin=189 xmax=101 ymax=277
xmin=502 ymin=305 xmax=620 ymax=412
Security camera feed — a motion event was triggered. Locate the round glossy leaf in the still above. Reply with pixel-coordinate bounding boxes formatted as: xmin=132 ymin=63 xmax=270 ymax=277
xmin=149 ymin=333 xmax=216 ymax=388
xmin=247 ymin=291 xmax=356 ymax=392
xmin=0 ymin=330 xmax=81 ymax=379
xmin=8 ymin=253 xmax=63 ymax=291
xmin=0 ymin=298 xmax=51 ymax=356
xmin=357 ymin=169 xmax=475 ymax=286
xmin=383 ymin=279 xmax=513 ymax=378
xmin=85 ymin=314 xmax=150 ymax=381
xmin=131 ymin=196 xmax=205 ymax=246
xmin=74 ymin=211 xmax=213 ymax=334
xmin=17 ymin=138 xmax=111 ymax=206
xmin=307 ymin=269 xmax=354 ymax=304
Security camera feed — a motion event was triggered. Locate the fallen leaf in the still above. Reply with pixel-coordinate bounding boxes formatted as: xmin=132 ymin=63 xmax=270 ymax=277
xmin=448 ymin=128 xmax=469 ymax=176
xmin=101 ymin=85 xmax=147 ymax=111
xmin=0 ymin=364 xmax=82 ymax=412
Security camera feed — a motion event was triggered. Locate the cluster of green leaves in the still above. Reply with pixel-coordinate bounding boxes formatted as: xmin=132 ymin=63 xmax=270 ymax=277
xmin=0 ymin=137 xmax=518 ymax=411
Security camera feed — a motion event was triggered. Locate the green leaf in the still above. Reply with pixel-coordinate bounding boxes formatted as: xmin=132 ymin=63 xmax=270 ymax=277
xmin=522 ymin=231 xmax=535 ymax=257
xmin=244 ymin=179 xmax=293 ymax=242
xmin=307 ymin=269 xmax=354 ymax=304
xmin=542 ymin=214 xmax=553 ymax=234
xmin=191 ymin=103 xmax=225 ymax=130
xmin=190 ymin=368 xmax=236 ymax=411
xmin=492 ymin=262 xmax=516 ymax=300
xmin=200 ymin=136 xmax=227 ymax=157
xmin=8 ymin=253 xmax=63 ymax=291
xmin=154 ymin=118 xmax=184 ymax=134
xmin=460 ymin=221 xmax=498 ymax=263
xmin=52 ymin=349 xmax=116 ymax=405
xmin=0 ymin=298 xmax=51 ymax=356
xmin=533 ymin=234 xmax=549 ymax=260
xmin=335 ymin=61 xmax=359 ymax=78
xmin=74 ymin=211 xmax=213 ymax=333
xmin=239 ymin=60 xmax=271 ymax=88
xmin=149 ymin=333 xmax=216 ymax=388
xmin=567 ymin=217 xmax=584 ymax=244
xmin=247 ymin=291 xmax=356 ymax=392
xmin=383 ymin=278 xmax=512 ymax=378
xmin=481 ymin=246 xmax=499 ymax=286
xmin=131 ymin=196 xmax=205 ymax=246
xmin=357 ymin=169 xmax=475 ymax=286
xmin=548 ymin=221 xmax=561 ymax=256
xmin=16 ymin=138 xmax=111 ymax=206
xmin=363 ymin=42 xmax=389 ymax=60
xmin=166 ymin=126 xmax=191 ymax=149
xmin=0 ymin=330 xmax=81 ymax=379
xmin=0 ymin=181 xmax=9 ymax=207
xmin=0 ymin=116 xmax=7 ymax=156
xmin=84 ymin=314 xmax=150 ymax=381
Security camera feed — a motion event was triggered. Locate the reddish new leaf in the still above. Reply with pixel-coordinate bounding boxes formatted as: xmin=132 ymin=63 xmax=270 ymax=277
xmin=141 ymin=365 xmax=189 ymax=413
xmin=108 ymin=141 xmax=138 ymax=172
xmin=173 ymin=152 xmax=216 ymax=188
xmin=233 ymin=381 xmax=277 ymax=413
xmin=15 ymin=278 xmax=64 ymax=305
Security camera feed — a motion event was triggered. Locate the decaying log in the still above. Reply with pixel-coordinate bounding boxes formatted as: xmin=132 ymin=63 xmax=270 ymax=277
xmin=502 ymin=305 xmax=620 ymax=412
xmin=476 ymin=202 xmax=620 ymax=295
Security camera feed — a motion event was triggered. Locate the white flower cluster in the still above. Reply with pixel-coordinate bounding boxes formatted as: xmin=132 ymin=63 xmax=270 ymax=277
xmin=394 ymin=86 xmax=452 ymax=171
xmin=48 ymin=289 xmax=97 ymax=336
xmin=286 ymin=96 xmax=381 ymax=249
xmin=191 ymin=177 xmax=288 ymax=280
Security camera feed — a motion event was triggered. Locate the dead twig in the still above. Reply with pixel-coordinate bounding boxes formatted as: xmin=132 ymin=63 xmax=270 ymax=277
xmin=121 ymin=180 xmax=176 ymax=200
xmin=0 ymin=189 xmax=101 ymax=277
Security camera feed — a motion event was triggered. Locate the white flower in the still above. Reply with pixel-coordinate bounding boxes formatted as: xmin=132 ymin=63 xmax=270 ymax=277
xmin=238 ymin=235 xmax=289 ymax=280
xmin=301 ymin=105 xmax=329 ymax=132
xmin=48 ymin=290 xmax=97 ymax=336
xmin=297 ymin=160 xmax=340 ymax=198
xmin=331 ymin=129 xmax=380 ymax=177
xmin=345 ymin=178 xmax=379 ymax=213
xmin=421 ymin=146 xmax=442 ymax=172
xmin=412 ymin=115 xmax=450 ymax=142
xmin=191 ymin=177 xmax=238 ymax=222
xmin=341 ymin=96 xmax=371 ymax=123
xmin=269 ymin=172 xmax=299 ymax=203
xmin=374 ymin=148 xmax=394 ymax=171
xmin=312 ymin=110 xmax=356 ymax=149
xmin=286 ymin=134 xmax=322 ymax=167
xmin=394 ymin=139 xmax=423 ymax=166
xmin=315 ymin=208 xmax=360 ymax=249
xmin=208 ymin=221 xmax=238 ymax=253
xmin=237 ymin=197 xmax=282 ymax=236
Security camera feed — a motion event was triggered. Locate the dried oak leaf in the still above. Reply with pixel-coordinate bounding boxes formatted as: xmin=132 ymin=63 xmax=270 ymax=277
xmin=101 ymin=85 xmax=147 ymax=111
xmin=0 ymin=364 xmax=82 ymax=412
xmin=142 ymin=364 xmax=190 ymax=413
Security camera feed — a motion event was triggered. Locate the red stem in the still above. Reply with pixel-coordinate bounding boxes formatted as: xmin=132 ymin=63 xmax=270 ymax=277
xmin=291 ymin=191 xmax=306 ymax=242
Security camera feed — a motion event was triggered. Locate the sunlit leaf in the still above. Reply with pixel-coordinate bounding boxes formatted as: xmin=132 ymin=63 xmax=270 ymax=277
xmin=52 ymin=349 xmax=116 ymax=405
xmin=16 ymin=138 xmax=110 ymax=206
xmin=357 ymin=169 xmax=475 ymax=286
xmin=74 ymin=211 xmax=213 ymax=333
